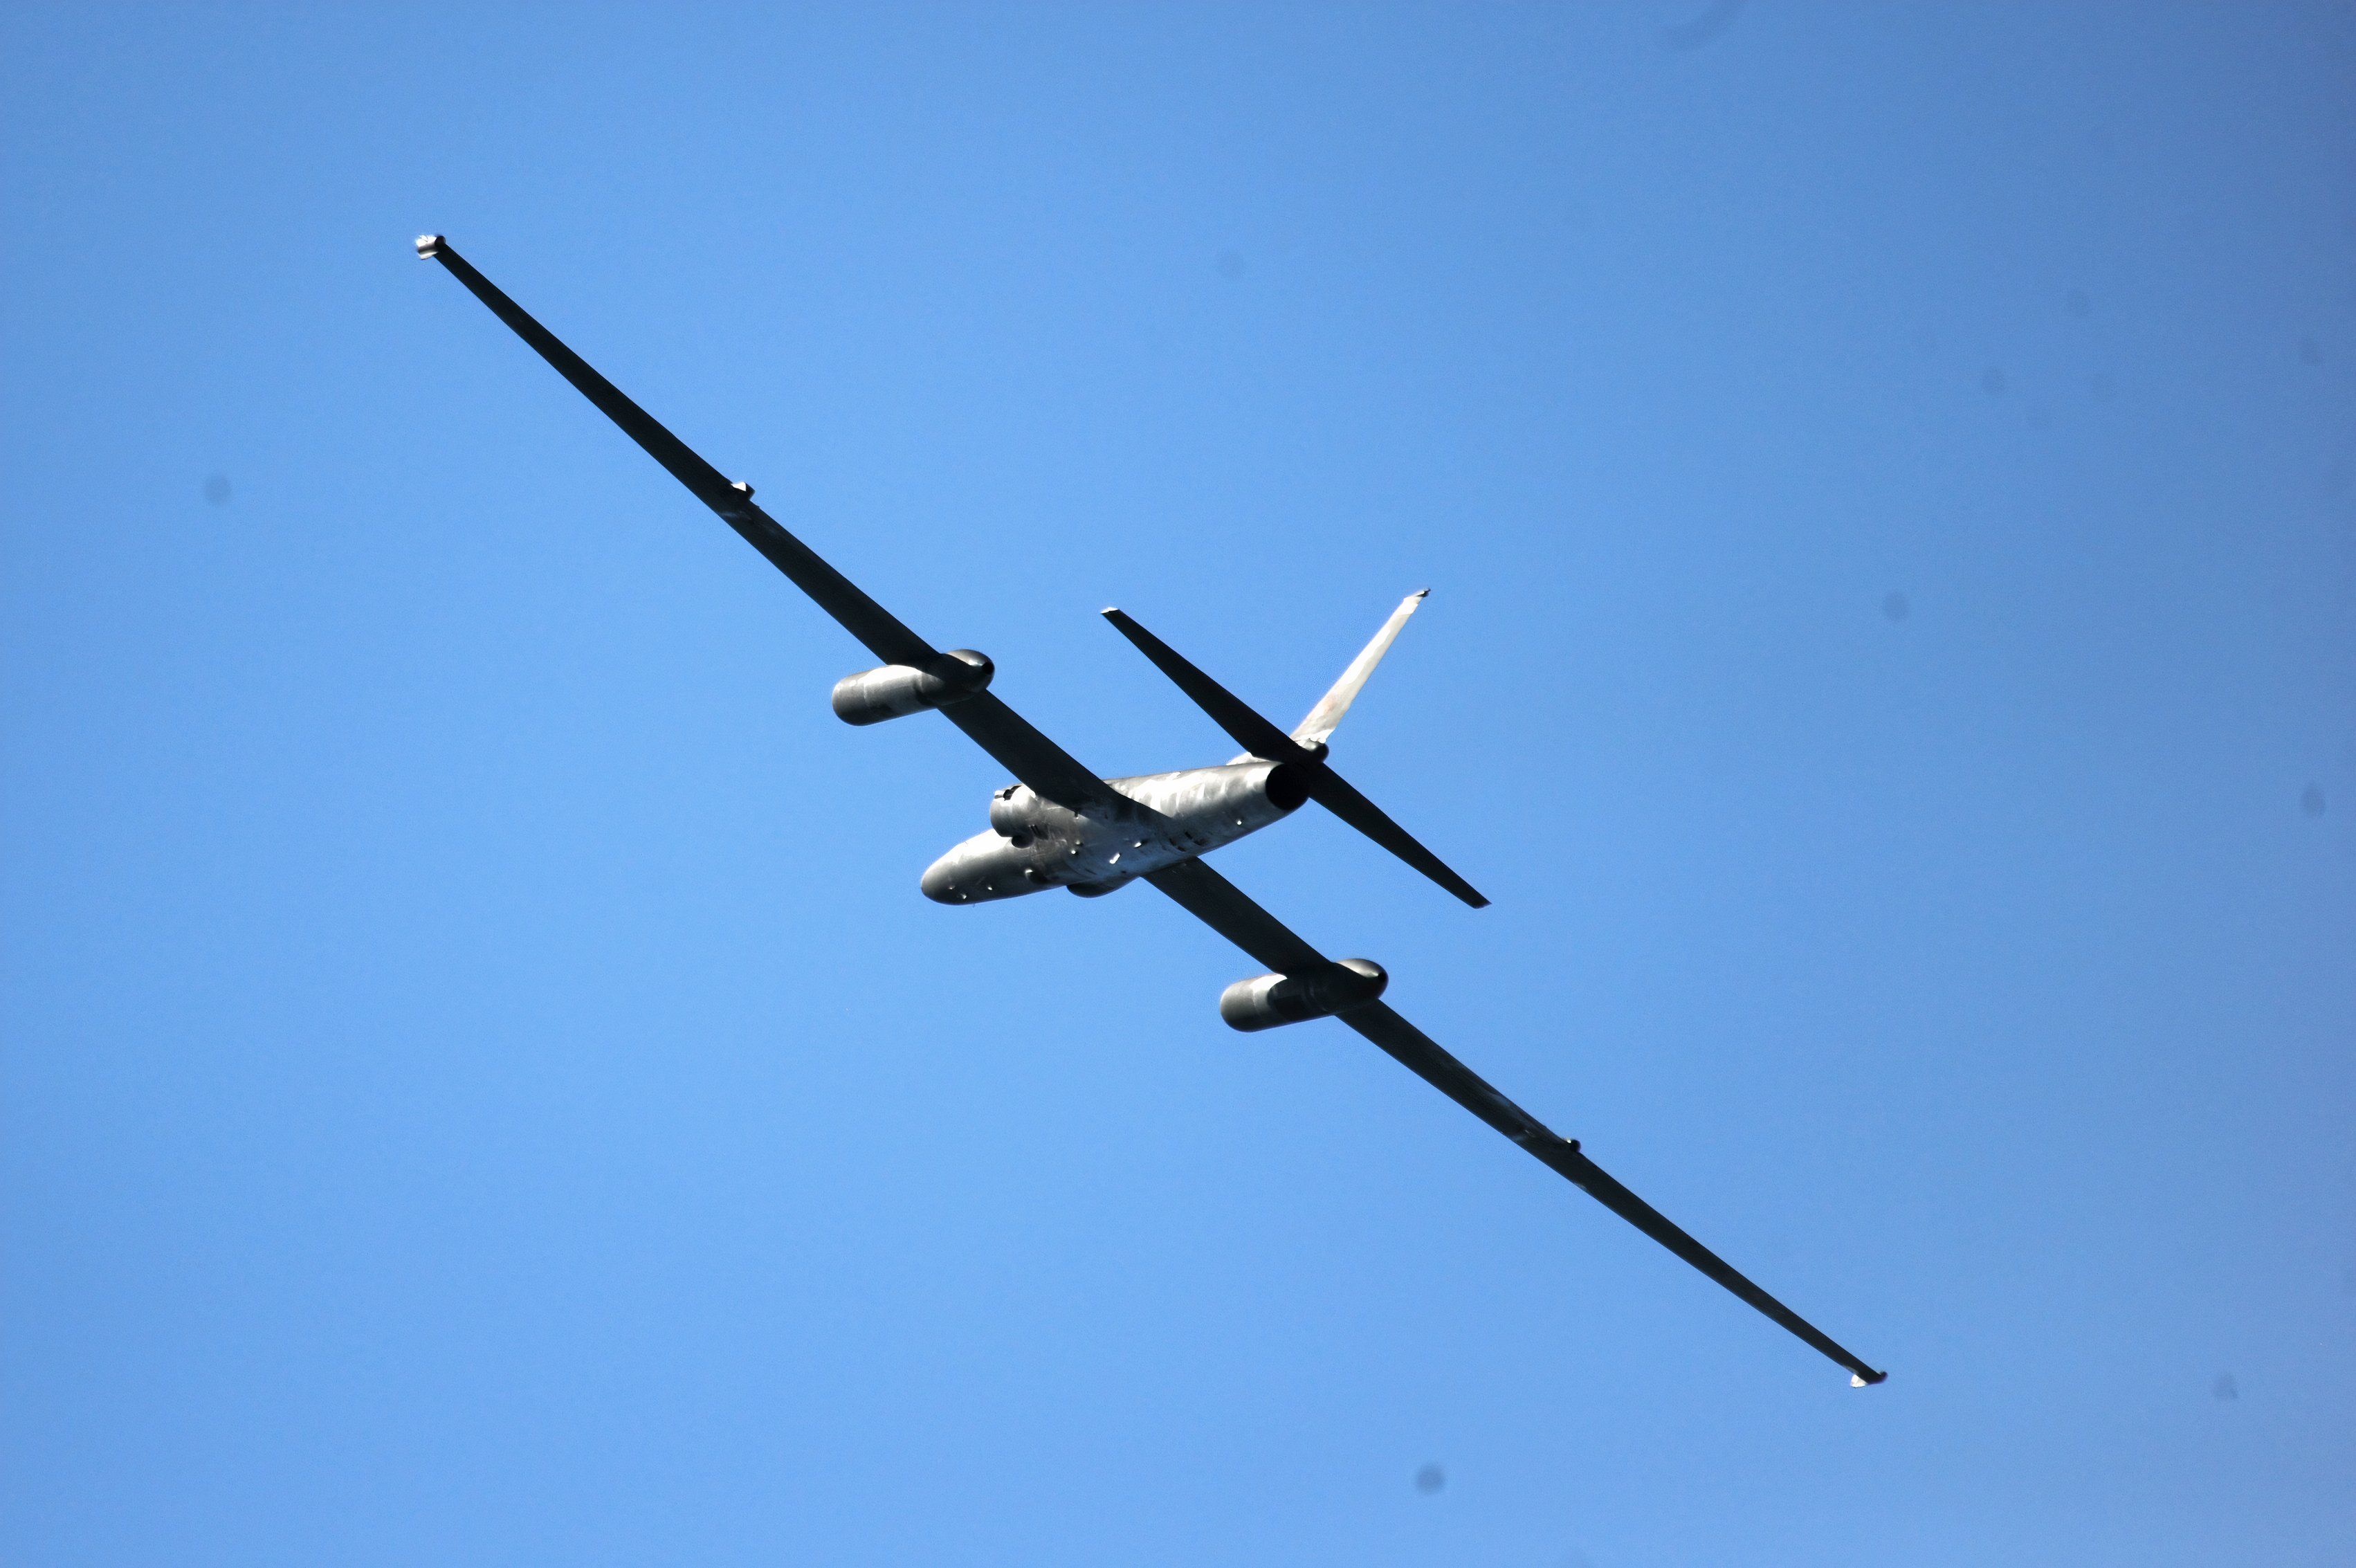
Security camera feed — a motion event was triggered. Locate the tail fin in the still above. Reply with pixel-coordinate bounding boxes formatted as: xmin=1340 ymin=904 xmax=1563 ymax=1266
xmin=1099 ymin=602 xmax=1488 ymax=909
xmin=1293 ymin=590 xmax=1425 ymax=748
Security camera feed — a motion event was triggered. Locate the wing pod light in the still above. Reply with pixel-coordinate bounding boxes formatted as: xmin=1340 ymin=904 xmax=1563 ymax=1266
xmin=1219 ymin=959 xmax=1388 ymax=1032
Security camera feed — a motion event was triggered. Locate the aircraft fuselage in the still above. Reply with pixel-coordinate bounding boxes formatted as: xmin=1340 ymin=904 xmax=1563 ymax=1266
xmin=920 ymin=758 xmax=1312 ymax=904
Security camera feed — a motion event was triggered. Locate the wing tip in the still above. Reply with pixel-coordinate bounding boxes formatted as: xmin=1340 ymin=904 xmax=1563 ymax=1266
xmin=414 ymin=233 xmax=446 ymax=259
xmin=1851 ymin=1369 xmax=1888 ymax=1387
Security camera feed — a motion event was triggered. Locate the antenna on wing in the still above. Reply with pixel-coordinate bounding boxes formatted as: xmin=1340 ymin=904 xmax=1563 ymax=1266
xmin=1101 ymin=599 xmax=1488 ymax=909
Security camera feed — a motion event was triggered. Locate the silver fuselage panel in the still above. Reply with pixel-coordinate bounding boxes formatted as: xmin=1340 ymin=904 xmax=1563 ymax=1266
xmin=921 ymin=759 xmax=1302 ymax=903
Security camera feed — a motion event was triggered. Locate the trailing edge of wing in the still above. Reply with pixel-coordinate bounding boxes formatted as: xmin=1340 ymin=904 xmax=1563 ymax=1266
xmin=1142 ymin=857 xmax=1886 ymax=1387
xmin=417 ymin=234 xmax=1111 ymax=811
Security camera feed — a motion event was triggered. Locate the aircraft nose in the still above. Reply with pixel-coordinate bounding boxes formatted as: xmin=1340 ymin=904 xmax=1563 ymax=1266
xmin=920 ymin=854 xmax=964 ymax=904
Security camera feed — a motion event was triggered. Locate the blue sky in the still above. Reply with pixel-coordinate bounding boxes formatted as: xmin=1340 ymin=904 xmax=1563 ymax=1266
xmin=3 ymin=4 xmax=2350 ymax=1564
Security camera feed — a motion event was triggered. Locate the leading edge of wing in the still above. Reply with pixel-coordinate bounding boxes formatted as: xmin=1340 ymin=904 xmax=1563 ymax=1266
xmin=417 ymin=235 xmax=1111 ymax=811
xmin=1142 ymin=857 xmax=1886 ymax=1387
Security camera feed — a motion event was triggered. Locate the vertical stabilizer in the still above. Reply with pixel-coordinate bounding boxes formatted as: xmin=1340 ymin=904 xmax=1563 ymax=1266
xmin=1102 ymin=603 xmax=1488 ymax=907
xmin=1292 ymin=590 xmax=1427 ymax=748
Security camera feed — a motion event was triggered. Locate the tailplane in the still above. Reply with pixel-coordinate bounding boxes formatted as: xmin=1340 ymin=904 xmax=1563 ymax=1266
xmin=1100 ymin=597 xmax=1487 ymax=909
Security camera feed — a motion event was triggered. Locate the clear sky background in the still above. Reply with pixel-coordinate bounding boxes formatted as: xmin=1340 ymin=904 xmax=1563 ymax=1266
xmin=4 ymin=4 xmax=2351 ymax=1564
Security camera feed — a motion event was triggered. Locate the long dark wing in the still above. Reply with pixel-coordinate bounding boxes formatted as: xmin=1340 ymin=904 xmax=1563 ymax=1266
xmin=418 ymin=235 xmax=1111 ymax=811
xmin=1145 ymin=855 xmax=1326 ymax=973
xmin=1142 ymin=856 xmax=1887 ymax=1385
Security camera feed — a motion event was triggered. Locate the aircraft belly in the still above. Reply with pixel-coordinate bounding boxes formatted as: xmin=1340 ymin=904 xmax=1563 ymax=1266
xmin=1109 ymin=760 xmax=1296 ymax=851
xmin=923 ymin=760 xmax=1297 ymax=903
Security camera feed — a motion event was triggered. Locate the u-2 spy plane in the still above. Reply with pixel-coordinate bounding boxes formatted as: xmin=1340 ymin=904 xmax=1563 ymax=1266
xmin=417 ymin=235 xmax=1885 ymax=1387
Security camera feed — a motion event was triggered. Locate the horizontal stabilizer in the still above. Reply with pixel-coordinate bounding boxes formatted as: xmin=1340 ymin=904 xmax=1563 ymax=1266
xmin=1102 ymin=608 xmax=1488 ymax=909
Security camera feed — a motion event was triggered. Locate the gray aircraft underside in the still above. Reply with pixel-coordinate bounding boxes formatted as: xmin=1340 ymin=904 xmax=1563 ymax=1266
xmin=923 ymin=582 xmax=1432 ymax=903
xmin=923 ymin=758 xmax=1304 ymax=904
xmin=416 ymin=234 xmax=1886 ymax=1387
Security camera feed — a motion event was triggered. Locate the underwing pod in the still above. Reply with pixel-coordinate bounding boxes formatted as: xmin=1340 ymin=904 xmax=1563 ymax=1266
xmin=830 ymin=649 xmax=994 ymax=726
xmin=1218 ymin=958 xmax=1389 ymax=1032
